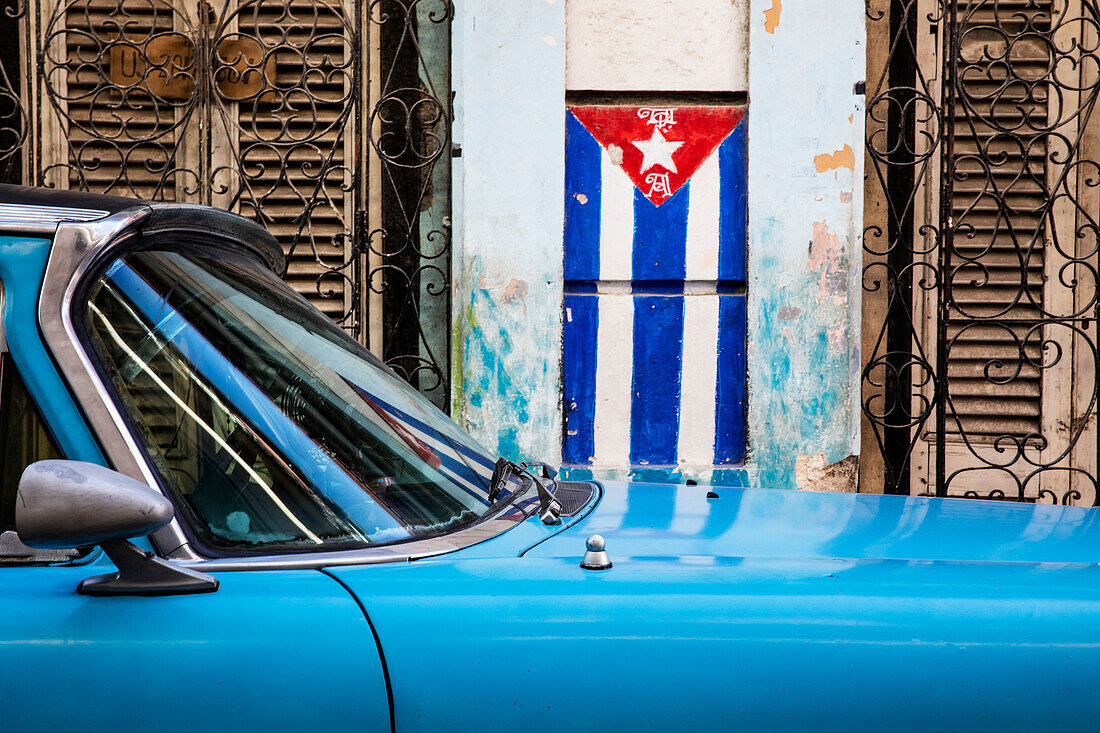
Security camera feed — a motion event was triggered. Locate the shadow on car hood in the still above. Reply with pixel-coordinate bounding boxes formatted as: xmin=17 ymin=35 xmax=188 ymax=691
xmin=521 ymin=481 xmax=1100 ymax=565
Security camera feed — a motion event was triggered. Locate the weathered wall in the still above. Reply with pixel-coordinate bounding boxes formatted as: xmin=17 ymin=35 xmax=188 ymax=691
xmin=745 ymin=0 xmax=864 ymax=489
xmin=451 ymin=0 xmax=566 ymax=464
xmin=451 ymin=0 xmax=866 ymax=492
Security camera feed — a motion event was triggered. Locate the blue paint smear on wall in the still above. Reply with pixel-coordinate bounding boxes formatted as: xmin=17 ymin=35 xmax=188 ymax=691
xmin=562 ymin=293 xmax=598 ymax=464
xmin=719 ymin=122 xmax=748 ymax=283
xmin=630 ymin=295 xmax=684 ymax=465
xmin=631 ymin=185 xmax=689 ymax=282
xmin=564 ymin=112 xmax=601 ymax=281
xmin=461 ymin=261 xmax=545 ymax=463
xmin=750 ymin=221 xmax=855 ymax=489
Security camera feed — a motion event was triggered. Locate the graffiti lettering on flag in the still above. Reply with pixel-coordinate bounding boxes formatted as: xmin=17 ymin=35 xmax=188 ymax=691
xmin=569 ymin=105 xmax=745 ymax=206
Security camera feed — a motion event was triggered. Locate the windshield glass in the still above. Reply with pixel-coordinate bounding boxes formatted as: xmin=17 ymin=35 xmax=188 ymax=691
xmin=81 ymin=246 xmax=513 ymax=552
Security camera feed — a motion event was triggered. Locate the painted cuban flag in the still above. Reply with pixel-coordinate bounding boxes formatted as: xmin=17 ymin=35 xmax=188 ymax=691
xmin=563 ymin=105 xmax=747 ymax=471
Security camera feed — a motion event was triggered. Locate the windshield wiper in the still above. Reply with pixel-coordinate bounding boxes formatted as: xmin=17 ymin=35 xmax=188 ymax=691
xmin=488 ymin=458 xmax=563 ymax=525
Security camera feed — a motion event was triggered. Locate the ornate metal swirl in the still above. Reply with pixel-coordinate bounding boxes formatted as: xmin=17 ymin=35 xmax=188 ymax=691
xmin=367 ymin=0 xmax=453 ymax=409
xmin=0 ymin=0 xmax=27 ymax=183
xmin=865 ymin=0 xmax=1100 ymax=505
xmin=14 ymin=0 xmax=453 ymax=409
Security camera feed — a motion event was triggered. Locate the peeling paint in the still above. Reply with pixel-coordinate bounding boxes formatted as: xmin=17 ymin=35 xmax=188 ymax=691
xmin=607 ymin=143 xmax=624 ymax=166
xmin=763 ymin=0 xmax=781 ymax=33
xmin=453 ymin=0 xmax=564 ymax=466
xmin=574 ymin=193 xmax=588 ymax=205
xmin=500 ymin=277 xmax=529 ymax=304
xmin=777 ymin=306 xmax=801 ymax=321
xmin=459 ymin=259 xmax=561 ymax=464
xmin=808 ymin=221 xmax=847 ymax=304
xmin=795 ymin=452 xmax=858 ymax=493
xmin=812 ymin=144 xmax=855 ymax=174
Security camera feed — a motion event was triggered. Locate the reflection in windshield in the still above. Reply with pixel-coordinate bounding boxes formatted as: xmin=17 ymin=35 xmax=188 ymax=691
xmin=83 ymin=248 xmax=510 ymax=552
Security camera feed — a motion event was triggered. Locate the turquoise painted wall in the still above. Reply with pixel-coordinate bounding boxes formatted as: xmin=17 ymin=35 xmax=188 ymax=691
xmin=451 ymin=0 xmax=566 ymax=465
xmin=745 ymin=0 xmax=865 ymax=489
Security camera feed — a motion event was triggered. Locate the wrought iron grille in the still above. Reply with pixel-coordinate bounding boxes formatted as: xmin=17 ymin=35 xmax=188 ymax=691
xmin=864 ymin=0 xmax=1100 ymax=503
xmin=0 ymin=0 xmax=453 ymax=409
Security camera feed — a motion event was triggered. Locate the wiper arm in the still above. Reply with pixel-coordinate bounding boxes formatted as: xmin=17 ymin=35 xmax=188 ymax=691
xmin=488 ymin=458 xmax=563 ymax=525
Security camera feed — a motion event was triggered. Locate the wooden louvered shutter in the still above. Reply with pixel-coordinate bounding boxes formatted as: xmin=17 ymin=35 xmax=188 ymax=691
xmin=37 ymin=0 xmax=193 ymax=198
xmin=33 ymin=0 xmax=361 ymax=329
xmin=908 ymin=0 xmax=1099 ymax=500
xmin=220 ymin=0 xmax=358 ymax=326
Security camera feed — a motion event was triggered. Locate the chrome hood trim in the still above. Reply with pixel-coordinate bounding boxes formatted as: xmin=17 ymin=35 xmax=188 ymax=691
xmin=0 ymin=203 xmax=110 ymax=234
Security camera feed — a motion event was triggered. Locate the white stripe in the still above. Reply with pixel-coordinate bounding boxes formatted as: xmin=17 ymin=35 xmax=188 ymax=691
xmin=677 ymin=296 xmax=719 ymax=467
xmin=599 ymin=150 xmax=636 ymax=281
xmin=684 ymin=152 xmax=721 ymax=280
xmin=592 ymin=295 xmax=634 ymax=466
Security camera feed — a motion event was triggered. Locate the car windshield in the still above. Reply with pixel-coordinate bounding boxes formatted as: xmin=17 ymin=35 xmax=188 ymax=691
xmin=81 ymin=245 xmax=513 ymax=552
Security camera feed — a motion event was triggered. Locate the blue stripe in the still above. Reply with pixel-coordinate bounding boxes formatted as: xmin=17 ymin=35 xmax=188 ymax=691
xmin=629 ymin=295 xmax=684 ymax=464
xmin=562 ymin=293 xmax=598 ymax=465
xmin=564 ymin=111 xmax=602 ymax=281
xmin=718 ymin=120 xmax=748 ymax=283
xmin=632 ymin=183 xmax=688 ymax=282
xmin=714 ymin=294 xmax=747 ymax=464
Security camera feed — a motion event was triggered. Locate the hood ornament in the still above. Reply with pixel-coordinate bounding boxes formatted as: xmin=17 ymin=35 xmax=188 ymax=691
xmin=580 ymin=534 xmax=612 ymax=571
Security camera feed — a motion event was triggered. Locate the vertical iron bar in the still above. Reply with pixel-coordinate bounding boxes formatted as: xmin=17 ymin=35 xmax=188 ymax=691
xmin=883 ymin=0 xmax=919 ymax=493
xmin=198 ymin=1 xmax=211 ymax=206
xmin=0 ymin=0 xmax=25 ymax=184
xmin=354 ymin=0 xmax=364 ymax=342
xmin=936 ymin=0 xmax=955 ymax=497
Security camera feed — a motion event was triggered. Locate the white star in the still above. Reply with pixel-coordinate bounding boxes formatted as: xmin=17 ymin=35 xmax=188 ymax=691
xmin=631 ymin=128 xmax=683 ymax=174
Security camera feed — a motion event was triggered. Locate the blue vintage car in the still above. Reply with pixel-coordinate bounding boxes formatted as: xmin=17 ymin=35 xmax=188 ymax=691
xmin=1 ymin=184 xmax=1099 ymax=731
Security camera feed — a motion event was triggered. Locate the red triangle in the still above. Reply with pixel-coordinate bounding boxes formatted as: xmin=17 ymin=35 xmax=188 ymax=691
xmin=570 ymin=105 xmax=745 ymax=206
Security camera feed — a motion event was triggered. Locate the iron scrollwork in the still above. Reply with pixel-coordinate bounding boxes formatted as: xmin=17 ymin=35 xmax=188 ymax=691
xmin=865 ymin=0 xmax=1100 ymax=504
xmin=368 ymin=0 xmax=453 ymax=408
xmin=16 ymin=0 xmax=453 ymax=409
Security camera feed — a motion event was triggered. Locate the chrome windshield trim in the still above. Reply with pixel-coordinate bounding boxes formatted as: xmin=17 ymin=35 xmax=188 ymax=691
xmin=35 ymin=206 xmax=202 ymax=558
xmin=38 ymin=202 xmax=538 ymax=567
xmin=0 ymin=203 xmax=111 ymax=234
xmin=180 ymin=495 xmax=548 ymax=571
xmin=179 ymin=483 xmax=604 ymax=572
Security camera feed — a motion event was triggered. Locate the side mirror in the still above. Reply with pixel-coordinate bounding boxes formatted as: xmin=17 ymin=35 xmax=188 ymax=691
xmin=17 ymin=460 xmax=217 ymax=596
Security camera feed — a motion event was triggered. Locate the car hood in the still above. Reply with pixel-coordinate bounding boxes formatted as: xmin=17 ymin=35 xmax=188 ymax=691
xmin=522 ymin=480 xmax=1100 ymax=565
xmin=328 ymin=482 xmax=1100 ymax=731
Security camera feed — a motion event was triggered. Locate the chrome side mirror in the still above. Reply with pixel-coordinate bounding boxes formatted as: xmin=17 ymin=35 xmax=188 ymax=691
xmin=17 ymin=460 xmax=217 ymax=596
